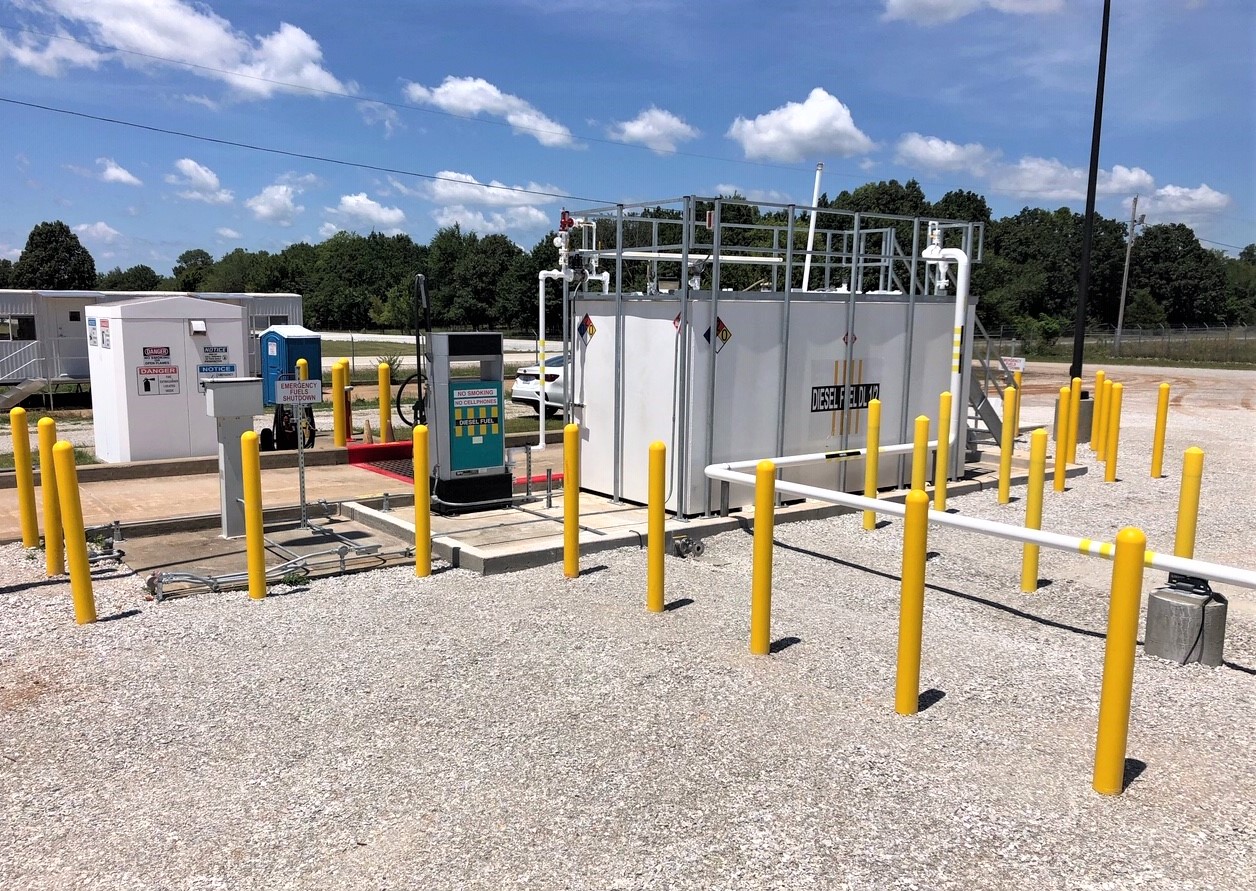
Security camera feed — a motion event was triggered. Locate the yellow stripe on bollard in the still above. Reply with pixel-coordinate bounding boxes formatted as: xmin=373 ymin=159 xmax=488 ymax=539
xmin=37 ymin=417 xmax=63 ymax=576
xmin=1105 ymin=383 xmax=1124 ymax=483
xmin=998 ymin=385 xmax=1016 ymax=505
xmin=934 ymin=391 xmax=952 ymax=512
xmin=414 ymin=425 xmax=431 ymax=577
xmin=1020 ymin=428 xmax=1049 ymax=592
xmin=1092 ymin=370 xmax=1106 ymax=458
xmin=1173 ymin=447 xmax=1204 ymax=559
xmin=563 ymin=423 xmax=580 ymax=579
xmin=10 ymin=408 xmax=39 ymax=548
xmin=1067 ymin=376 xmax=1082 ymax=462
xmin=241 ymin=430 xmax=266 ymax=600
xmin=1092 ymin=526 xmax=1146 ymax=796
xmin=911 ymin=415 xmax=929 ymax=493
xmin=895 ymin=489 xmax=930 ymax=715
xmin=1150 ymin=383 xmax=1170 ymax=478
xmin=750 ymin=459 xmax=776 ymax=655
xmin=647 ymin=441 xmax=666 ymax=612
xmin=1053 ymin=387 xmax=1070 ymax=493
xmin=862 ymin=399 xmax=881 ymax=531
xmin=378 ymin=362 xmax=392 ymax=443
xmin=332 ymin=362 xmax=347 ymax=448
xmin=52 ymin=441 xmax=95 ymax=624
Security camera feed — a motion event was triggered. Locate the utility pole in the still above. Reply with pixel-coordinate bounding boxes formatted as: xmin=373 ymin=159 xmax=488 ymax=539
xmin=1114 ymin=195 xmax=1145 ymax=355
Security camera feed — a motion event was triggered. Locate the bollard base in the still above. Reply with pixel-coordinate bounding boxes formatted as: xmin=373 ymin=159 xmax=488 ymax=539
xmin=1144 ymin=576 xmax=1227 ymax=667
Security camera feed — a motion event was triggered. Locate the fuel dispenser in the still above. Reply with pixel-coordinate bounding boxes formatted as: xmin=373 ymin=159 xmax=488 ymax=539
xmin=397 ymin=275 xmax=514 ymax=512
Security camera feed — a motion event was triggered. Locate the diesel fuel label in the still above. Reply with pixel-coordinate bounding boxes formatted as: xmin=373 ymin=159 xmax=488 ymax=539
xmin=811 ymin=382 xmax=880 ymax=412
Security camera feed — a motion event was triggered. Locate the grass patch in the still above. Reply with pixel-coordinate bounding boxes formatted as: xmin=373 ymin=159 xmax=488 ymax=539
xmin=0 ymin=447 xmax=98 ymax=469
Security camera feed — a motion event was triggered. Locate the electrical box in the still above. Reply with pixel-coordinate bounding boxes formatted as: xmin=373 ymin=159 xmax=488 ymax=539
xmin=205 ymin=377 xmax=264 ymax=418
xmin=259 ymin=325 xmax=322 ymax=404
xmin=426 ymin=332 xmax=512 ymax=511
xmin=86 ymin=295 xmax=248 ymax=462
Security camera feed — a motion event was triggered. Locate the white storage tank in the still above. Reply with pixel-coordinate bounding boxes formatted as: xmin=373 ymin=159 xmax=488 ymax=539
xmin=86 ymin=295 xmax=249 ymax=462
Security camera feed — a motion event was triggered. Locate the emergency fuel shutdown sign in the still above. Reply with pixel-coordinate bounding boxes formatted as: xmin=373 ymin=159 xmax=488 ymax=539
xmin=275 ymin=380 xmax=324 ymax=404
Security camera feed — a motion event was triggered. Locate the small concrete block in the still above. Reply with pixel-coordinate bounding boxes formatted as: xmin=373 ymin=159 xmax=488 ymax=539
xmin=1144 ymin=587 xmax=1227 ymax=667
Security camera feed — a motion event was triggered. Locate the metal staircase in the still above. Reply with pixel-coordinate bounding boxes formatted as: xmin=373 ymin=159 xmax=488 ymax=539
xmin=966 ymin=317 xmax=1018 ymax=454
xmin=0 ymin=378 xmax=49 ymax=412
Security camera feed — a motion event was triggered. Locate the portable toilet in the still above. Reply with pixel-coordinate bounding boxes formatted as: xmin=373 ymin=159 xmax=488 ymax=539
xmin=259 ymin=325 xmax=322 ymax=405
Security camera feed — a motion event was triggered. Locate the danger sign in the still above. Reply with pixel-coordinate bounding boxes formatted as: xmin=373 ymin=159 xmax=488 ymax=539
xmin=137 ymin=365 xmax=180 ymax=396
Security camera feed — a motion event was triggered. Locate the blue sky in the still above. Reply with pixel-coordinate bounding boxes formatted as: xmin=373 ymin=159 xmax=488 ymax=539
xmin=0 ymin=0 xmax=1251 ymax=275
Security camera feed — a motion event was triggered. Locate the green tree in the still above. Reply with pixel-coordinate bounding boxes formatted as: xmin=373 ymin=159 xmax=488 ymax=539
xmin=98 ymin=264 xmax=162 ymax=290
xmin=11 ymin=221 xmax=97 ymax=288
xmin=0 ymin=258 xmax=12 ymax=288
xmin=1128 ymin=224 xmax=1227 ymax=324
xmin=931 ymin=189 xmax=993 ymax=224
xmin=172 ymin=248 xmax=214 ymax=291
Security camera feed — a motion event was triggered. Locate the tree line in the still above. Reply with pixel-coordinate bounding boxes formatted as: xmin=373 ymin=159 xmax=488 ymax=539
xmin=2 ymin=181 xmax=1253 ymax=340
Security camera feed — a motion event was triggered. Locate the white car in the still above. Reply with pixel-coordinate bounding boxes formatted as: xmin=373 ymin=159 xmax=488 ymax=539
xmin=511 ymin=355 xmax=566 ymax=416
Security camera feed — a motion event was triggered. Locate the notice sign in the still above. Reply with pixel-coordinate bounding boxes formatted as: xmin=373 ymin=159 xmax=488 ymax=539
xmin=137 ymin=365 xmax=180 ymax=395
xmin=100 ymin=318 xmax=111 ymax=349
xmin=275 ymin=379 xmax=323 ymax=405
xmin=143 ymin=346 xmax=172 ymax=365
xmin=197 ymin=363 xmax=237 ymax=392
xmin=202 ymin=345 xmax=229 ymax=363
xmin=87 ymin=318 xmax=98 ymax=347
xmin=452 ymin=386 xmax=498 ymax=408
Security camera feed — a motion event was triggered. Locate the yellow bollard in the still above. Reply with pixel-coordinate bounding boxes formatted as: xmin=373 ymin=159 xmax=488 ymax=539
xmin=895 ymin=489 xmax=930 ymax=715
xmin=332 ymin=361 xmax=347 ymax=447
xmin=1092 ymin=370 xmax=1106 ymax=457
xmin=1173 ymin=447 xmax=1204 ymax=559
xmin=52 ymin=441 xmax=95 ymax=624
xmin=1097 ymin=378 xmax=1113 ymax=462
xmin=934 ymin=391 xmax=952 ymax=512
xmin=1012 ymin=369 xmax=1023 ymax=440
xmin=647 ymin=441 xmax=666 ymax=612
xmin=1053 ymin=386 xmax=1070 ymax=493
xmin=749 ymin=459 xmax=776 ymax=655
xmin=998 ymin=386 xmax=1016 ymax=505
xmin=296 ymin=357 xmax=308 ymax=380
xmin=1020 ymin=429 xmax=1048 ymax=592
xmin=10 ymin=408 xmax=39 ymax=548
xmin=911 ymin=415 xmax=929 ymax=493
xmin=37 ymin=417 xmax=63 ymax=576
xmin=1067 ymin=376 xmax=1082 ymax=462
xmin=1092 ymin=526 xmax=1147 ymax=796
xmin=1105 ymin=383 xmax=1124 ymax=483
xmin=862 ymin=399 xmax=881 ymax=530
xmin=563 ymin=423 xmax=580 ymax=579
xmin=1150 ymin=383 xmax=1171 ymax=478
xmin=414 ymin=425 xmax=431 ymax=577
xmin=378 ymin=362 xmax=392 ymax=443
xmin=241 ymin=431 xmax=266 ymax=600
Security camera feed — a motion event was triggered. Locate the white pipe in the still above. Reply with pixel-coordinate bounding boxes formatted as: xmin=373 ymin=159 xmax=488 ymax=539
xmin=704 ymin=463 xmax=1256 ymax=591
xmin=583 ymin=250 xmax=783 ymax=265
xmin=921 ymin=228 xmax=970 ymax=476
xmin=535 ymin=269 xmax=567 ymax=451
xmin=802 ymin=162 xmax=824 ymax=291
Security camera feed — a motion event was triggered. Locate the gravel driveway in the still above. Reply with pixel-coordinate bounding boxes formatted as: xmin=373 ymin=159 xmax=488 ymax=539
xmin=1 ymin=363 xmax=1253 ymax=890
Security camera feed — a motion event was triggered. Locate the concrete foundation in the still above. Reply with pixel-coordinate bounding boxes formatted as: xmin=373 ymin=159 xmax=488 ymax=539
xmin=1144 ymin=583 xmax=1228 ymax=667
xmin=1053 ymin=394 xmax=1094 ymax=443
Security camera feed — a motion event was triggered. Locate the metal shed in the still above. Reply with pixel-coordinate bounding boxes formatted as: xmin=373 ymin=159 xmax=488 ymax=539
xmin=0 ymin=290 xmax=302 ymax=408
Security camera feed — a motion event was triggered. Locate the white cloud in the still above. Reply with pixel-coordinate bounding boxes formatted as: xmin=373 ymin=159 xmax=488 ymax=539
xmin=894 ymin=133 xmax=1000 ymax=175
xmin=217 ymin=227 xmax=241 ymax=239
xmin=403 ymin=76 xmax=574 ymax=148
xmin=726 ymin=88 xmax=874 ymax=162
xmin=882 ymin=0 xmax=1061 ymax=25
xmin=714 ymin=184 xmax=791 ymax=204
xmin=97 ymin=157 xmax=142 ymax=186
xmin=358 ymin=101 xmax=401 ymax=136
xmin=165 ymin=158 xmax=233 ymax=204
xmin=607 ymin=107 xmax=699 ymax=153
xmin=246 ymin=184 xmax=304 ymax=226
xmin=1145 ymin=184 xmax=1230 ymax=217
xmin=318 ymin=222 xmax=342 ymax=239
xmin=74 ymin=221 xmax=121 ymax=243
xmin=989 ymin=156 xmax=1155 ymax=200
xmin=325 ymin=193 xmax=406 ymax=231
xmin=426 ymin=171 xmax=561 ymax=207
xmin=431 ymin=205 xmax=549 ymax=235
xmin=387 ymin=176 xmax=425 ymax=198
xmin=2 ymin=1 xmax=354 ymax=99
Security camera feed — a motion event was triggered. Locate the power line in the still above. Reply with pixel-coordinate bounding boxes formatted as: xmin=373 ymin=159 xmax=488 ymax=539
xmin=0 ymin=96 xmax=610 ymax=204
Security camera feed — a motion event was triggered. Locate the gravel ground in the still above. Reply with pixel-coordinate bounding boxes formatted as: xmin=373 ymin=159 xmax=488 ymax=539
xmin=1 ymin=365 xmax=1254 ymax=890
